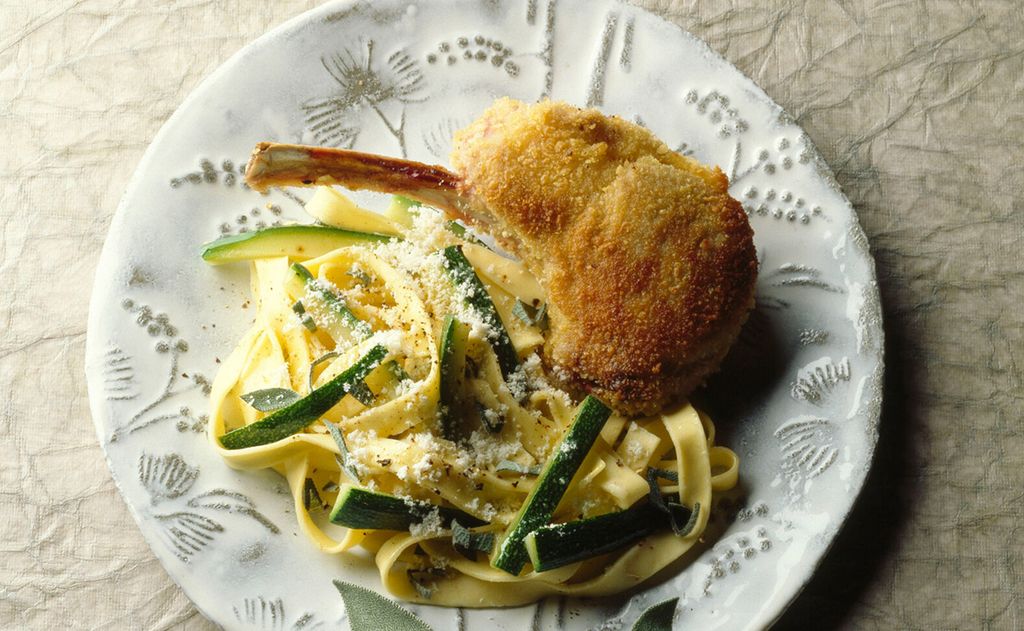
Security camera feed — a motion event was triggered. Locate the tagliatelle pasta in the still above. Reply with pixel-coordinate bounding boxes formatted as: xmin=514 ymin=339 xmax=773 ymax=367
xmin=205 ymin=193 xmax=738 ymax=607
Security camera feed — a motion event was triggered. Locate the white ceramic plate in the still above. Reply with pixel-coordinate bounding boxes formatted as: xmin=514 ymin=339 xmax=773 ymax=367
xmin=86 ymin=1 xmax=883 ymax=628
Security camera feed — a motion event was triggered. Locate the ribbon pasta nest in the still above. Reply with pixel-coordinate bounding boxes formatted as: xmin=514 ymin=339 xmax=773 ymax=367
xmin=205 ymin=190 xmax=738 ymax=607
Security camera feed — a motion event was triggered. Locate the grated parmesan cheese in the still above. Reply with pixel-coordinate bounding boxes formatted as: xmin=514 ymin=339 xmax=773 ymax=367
xmin=371 ymin=209 xmax=496 ymax=343
xmin=408 ymin=506 xmax=444 ymax=537
xmin=466 ymin=428 xmax=521 ymax=468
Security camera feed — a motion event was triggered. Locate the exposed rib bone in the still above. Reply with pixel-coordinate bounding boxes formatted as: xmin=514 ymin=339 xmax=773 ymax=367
xmin=244 ymin=142 xmax=472 ymax=219
xmin=239 ymin=96 xmax=758 ymax=417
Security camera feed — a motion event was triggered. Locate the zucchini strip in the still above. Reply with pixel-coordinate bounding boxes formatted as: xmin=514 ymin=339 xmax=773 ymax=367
xmin=445 ymin=220 xmax=487 ymax=247
xmin=491 ymin=396 xmax=612 ymax=575
xmin=201 ymin=225 xmax=393 ymax=264
xmin=441 ymin=245 xmax=519 ymax=380
xmin=385 ymin=194 xmax=420 ymax=228
xmin=329 ymin=484 xmax=485 ymax=530
xmin=524 ymin=503 xmax=665 ymax=572
xmin=219 ymin=344 xmax=388 ymax=450
xmin=291 ymin=262 xmax=371 ymax=344
xmin=438 ymin=315 xmax=470 ymax=440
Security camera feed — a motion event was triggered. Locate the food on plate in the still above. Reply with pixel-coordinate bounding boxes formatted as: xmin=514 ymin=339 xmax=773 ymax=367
xmin=204 ymin=99 xmax=749 ymax=606
xmin=246 ymin=98 xmax=758 ymax=415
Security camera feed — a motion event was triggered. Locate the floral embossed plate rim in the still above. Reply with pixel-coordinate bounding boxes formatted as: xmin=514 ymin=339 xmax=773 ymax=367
xmin=85 ymin=1 xmax=883 ymax=629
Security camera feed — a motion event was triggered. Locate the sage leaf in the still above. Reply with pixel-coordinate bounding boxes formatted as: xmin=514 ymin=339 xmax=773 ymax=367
xmin=347 ymin=266 xmax=372 ymax=285
xmin=512 ymin=299 xmax=548 ymax=330
xmin=645 ymin=467 xmax=671 ymax=515
xmin=669 ymin=501 xmax=700 ymax=537
xmin=303 ymin=478 xmax=325 ymax=512
xmin=220 ymin=345 xmax=388 ymax=450
xmin=632 ymin=597 xmax=679 ymax=631
xmin=333 ymin=580 xmax=433 ymax=631
xmin=495 ymin=460 xmax=542 ymax=476
xmin=648 ymin=467 xmax=679 ymax=483
xmin=407 ymin=568 xmax=445 ymax=600
xmin=240 ymin=387 xmax=301 ymax=412
xmin=325 ymin=422 xmax=360 ymax=483
xmin=645 ymin=468 xmax=697 ymax=535
xmin=291 ymin=300 xmax=317 ymax=332
xmin=451 ymin=519 xmax=495 ymax=560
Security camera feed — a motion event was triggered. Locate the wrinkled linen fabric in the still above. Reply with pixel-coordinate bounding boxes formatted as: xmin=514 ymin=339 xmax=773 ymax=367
xmin=0 ymin=1 xmax=1021 ymax=629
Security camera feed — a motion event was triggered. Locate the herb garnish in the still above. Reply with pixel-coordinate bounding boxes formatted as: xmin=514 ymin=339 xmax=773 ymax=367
xmin=495 ymin=460 xmax=542 ymax=476
xmin=291 ymin=300 xmax=317 ymax=332
xmin=512 ymin=299 xmax=548 ymax=331
xmin=325 ymin=421 xmax=361 ymax=483
xmin=451 ymin=519 xmax=495 ymax=560
xmin=240 ymin=387 xmax=302 ymax=412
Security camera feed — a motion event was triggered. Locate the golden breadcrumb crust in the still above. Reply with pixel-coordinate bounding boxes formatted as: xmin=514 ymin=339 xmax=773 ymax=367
xmin=452 ymin=99 xmax=757 ymax=415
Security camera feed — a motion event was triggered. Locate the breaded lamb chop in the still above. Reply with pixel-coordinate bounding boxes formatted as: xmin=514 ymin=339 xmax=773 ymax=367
xmin=245 ymin=99 xmax=757 ymax=416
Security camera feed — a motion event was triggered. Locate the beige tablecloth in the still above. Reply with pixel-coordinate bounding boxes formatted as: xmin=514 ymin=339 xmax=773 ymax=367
xmin=2 ymin=1 xmax=1021 ymax=629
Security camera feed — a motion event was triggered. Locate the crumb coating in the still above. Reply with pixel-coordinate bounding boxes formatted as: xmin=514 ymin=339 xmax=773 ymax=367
xmin=452 ymin=99 xmax=757 ymax=415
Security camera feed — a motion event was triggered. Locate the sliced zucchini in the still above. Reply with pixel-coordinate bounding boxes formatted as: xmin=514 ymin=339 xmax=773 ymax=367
xmin=201 ymin=224 xmax=394 ymax=264
xmin=441 ymin=245 xmax=519 ymax=380
xmin=523 ymin=503 xmax=665 ymax=572
xmin=445 ymin=220 xmax=487 ymax=246
xmin=290 ymin=262 xmax=371 ymax=344
xmin=219 ymin=344 xmax=388 ymax=450
xmin=385 ymin=195 xmax=420 ymax=228
xmin=329 ymin=484 xmax=485 ymax=530
xmin=438 ymin=315 xmax=470 ymax=440
xmin=305 ymin=186 xmax=403 ymax=236
xmin=491 ymin=396 xmax=612 ymax=575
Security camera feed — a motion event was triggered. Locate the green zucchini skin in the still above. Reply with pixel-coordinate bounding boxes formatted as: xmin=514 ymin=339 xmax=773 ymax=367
xmin=290 ymin=262 xmax=370 ymax=343
xmin=219 ymin=344 xmax=388 ymax=450
xmin=438 ymin=315 xmax=469 ymax=440
xmin=329 ymin=485 xmax=485 ymax=530
xmin=440 ymin=245 xmax=519 ymax=380
xmin=524 ymin=503 xmax=669 ymax=572
xmin=491 ymin=396 xmax=612 ymax=575
xmin=445 ymin=220 xmax=487 ymax=246
xmin=201 ymin=225 xmax=393 ymax=264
